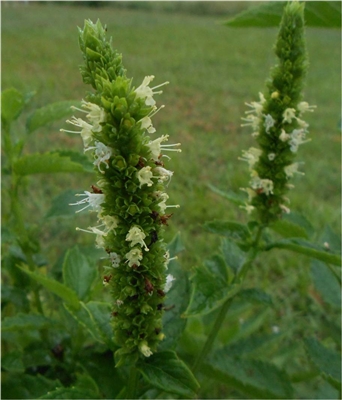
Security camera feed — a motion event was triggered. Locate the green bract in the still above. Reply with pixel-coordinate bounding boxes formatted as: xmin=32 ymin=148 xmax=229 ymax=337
xmin=240 ymin=2 xmax=315 ymax=224
xmin=64 ymin=19 xmax=180 ymax=364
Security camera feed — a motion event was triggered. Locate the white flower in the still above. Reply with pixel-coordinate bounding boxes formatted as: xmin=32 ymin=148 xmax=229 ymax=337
xmin=245 ymin=92 xmax=265 ymax=116
xmin=240 ymin=203 xmax=255 ymax=214
xmin=250 ymin=176 xmax=274 ymax=195
xmin=135 ymin=75 xmax=169 ymax=107
xmin=109 ymin=252 xmax=121 ymax=268
xmin=116 ymin=299 xmax=123 ymax=307
xmin=85 ymin=141 xmax=113 ymax=173
xmin=296 ymin=118 xmax=309 ymax=130
xmin=154 ymin=166 xmax=173 ymax=184
xmin=284 ymin=162 xmax=304 ymax=178
xmin=147 ymin=135 xmax=181 ymax=162
xmin=140 ymin=115 xmax=156 ymax=134
xmin=280 ymin=204 xmax=291 ymax=214
xmin=239 ymin=147 xmax=262 ymax=169
xmin=70 ymin=191 xmax=105 ymax=213
xmin=81 ymin=100 xmax=106 ymax=132
xmin=125 ymin=247 xmax=143 ymax=267
xmin=137 ymin=166 xmax=154 ymax=188
xmin=126 ymin=226 xmax=149 ymax=251
xmin=264 ymin=114 xmax=275 ymax=133
xmin=297 ymin=101 xmax=316 ymax=115
xmin=139 ymin=341 xmax=153 ymax=357
xmin=165 ymin=274 xmax=175 ymax=293
xmin=240 ymin=187 xmax=256 ymax=202
xmin=99 ymin=214 xmax=119 ymax=232
xmin=268 ymin=153 xmax=276 ymax=161
xmin=279 ymin=129 xmax=290 ymax=142
xmin=282 ymin=108 xmax=297 ymax=123
xmin=289 ymin=129 xmax=310 ymax=153
xmin=241 ymin=114 xmax=260 ymax=131
xmin=61 ymin=117 xmax=93 ymax=147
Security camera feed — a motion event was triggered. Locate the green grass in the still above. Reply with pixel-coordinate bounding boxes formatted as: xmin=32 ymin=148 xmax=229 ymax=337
xmin=2 ymin=3 xmax=341 ymax=398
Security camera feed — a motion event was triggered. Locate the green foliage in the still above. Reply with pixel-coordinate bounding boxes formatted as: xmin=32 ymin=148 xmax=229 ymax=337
xmin=137 ymin=351 xmax=200 ymax=398
xmin=225 ymin=1 xmax=341 ymax=28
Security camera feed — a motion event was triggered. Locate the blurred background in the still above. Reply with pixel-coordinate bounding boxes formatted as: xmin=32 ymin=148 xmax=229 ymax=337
xmin=2 ymin=3 xmax=341 ymax=396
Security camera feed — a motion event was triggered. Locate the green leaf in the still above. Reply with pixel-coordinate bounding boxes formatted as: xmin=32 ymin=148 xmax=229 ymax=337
xmin=45 ymin=189 xmax=82 ymax=218
xmin=167 ymin=232 xmax=185 ymax=258
xmin=56 ymin=150 xmax=94 ymax=173
xmin=319 ymin=225 xmax=341 ymax=254
xmin=266 ymin=238 xmax=341 ymax=266
xmin=311 ymin=260 xmax=341 ymax=308
xmin=1 ymin=88 xmax=25 ymax=125
xmin=1 ymin=351 xmax=25 ymax=373
xmin=86 ymin=301 xmax=113 ymax=347
xmin=40 ymin=386 xmax=98 ymax=399
xmin=26 ymin=100 xmax=81 ymax=134
xmin=207 ymin=184 xmax=245 ymax=206
xmin=64 ymin=301 xmax=109 ymax=344
xmin=183 ymin=262 xmax=240 ymax=318
xmin=63 ymin=246 xmax=97 ymax=301
xmin=270 ymin=219 xmax=308 ymax=239
xmin=2 ymin=313 xmax=53 ymax=332
xmin=221 ymin=237 xmax=247 ymax=274
xmin=204 ymin=254 xmax=229 ymax=282
xmin=2 ymin=374 xmax=60 ymax=400
xmin=204 ymin=220 xmax=250 ymax=242
xmin=305 ymin=338 xmax=341 ymax=388
xmin=237 ymin=288 xmax=273 ymax=307
xmin=159 ymin=260 xmax=190 ymax=351
xmin=137 ymin=351 xmax=200 ymax=399
xmin=204 ymin=353 xmax=293 ymax=399
xmin=18 ymin=266 xmax=80 ymax=309
xmin=1 ymin=284 xmax=30 ymax=311
xmin=13 ymin=152 xmax=88 ymax=175
xmin=225 ymin=1 xmax=341 ymax=28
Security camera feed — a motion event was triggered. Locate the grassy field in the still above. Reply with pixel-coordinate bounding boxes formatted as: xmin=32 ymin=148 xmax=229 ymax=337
xmin=2 ymin=2 xmax=341 ymax=397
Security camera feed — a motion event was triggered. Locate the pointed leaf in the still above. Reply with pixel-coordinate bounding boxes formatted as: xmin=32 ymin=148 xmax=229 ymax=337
xmin=305 ymin=338 xmax=341 ymax=388
xmin=137 ymin=351 xmax=199 ymax=399
xmin=204 ymin=220 xmax=250 ymax=241
xmin=26 ymin=100 xmax=81 ymax=134
xmin=183 ymin=263 xmax=240 ymax=318
xmin=204 ymin=254 xmax=229 ymax=282
xmin=86 ymin=301 xmax=113 ymax=347
xmin=270 ymin=219 xmax=309 ymax=239
xmin=63 ymin=246 xmax=97 ymax=301
xmin=56 ymin=150 xmax=94 ymax=173
xmin=2 ymin=313 xmax=53 ymax=332
xmin=167 ymin=232 xmax=185 ymax=258
xmin=207 ymin=184 xmax=245 ymax=206
xmin=266 ymin=238 xmax=341 ymax=266
xmin=45 ymin=189 xmax=81 ymax=218
xmin=237 ymin=288 xmax=273 ymax=307
xmin=221 ymin=237 xmax=247 ymax=274
xmin=319 ymin=225 xmax=341 ymax=254
xmin=1 ymin=351 xmax=25 ymax=373
xmin=204 ymin=353 xmax=293 ymax=399
xmin=311 ymin=260 xmax=341 ymax=308
xmin=1 ymin=88 xmax=25 ymax=125
xmin=13 ymin=152 xmax=87 ymax=175
xmin=18 ymin=266 xmax=80 ymax=309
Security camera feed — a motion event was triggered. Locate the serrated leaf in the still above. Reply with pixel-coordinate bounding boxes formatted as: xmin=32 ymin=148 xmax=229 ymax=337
xmin=204 ymin=353 xmax=293 ymax=399
xmin=64 ymin=301 xmax=107 ymax=344
xmin=183 ymin=263 xmax=240 ymax=318
xmin=55 ymin=150 xmax=94 ymax=173
xmin=40 ymin=386 xmax=97 ymax=399
xmin=1 ymin=351 xmax=25 ymax=373
xmin=45 ymin=189 xmax=82 ymax=218
xmin=311 ymin=260 xmax=341 ymax=308
xmin=86 ymin=301 xmax=113 ymax=347
xmin=18 ymin=266 xmax=80 ymax=309
xmin=159 ymin=261 xmax=190 ymax=351
xmin=1 ymin=88 xmax=25 ymax=125
xmin=237 ymin=288 xmax=273 ymax=307
xmin=26 ymin=100 xmax=81 ymax=134
xmin=2 ymin=313 xmax=53 ymax=332
xmin=225 ymin=1 xmax=341 ymax=28
xmin=207 ymin=184 xmax=245 ymax=206
xmin=204 ymin=220 xmax=250 ymax=242
xmin=270 ymin=219 xmax=308 ymax=239
xmin=204 ymin=254 xmax=229 ymax=282
xmin=13 ymin=152 xmax=87 ymax=175
xmin=63 ymin=246 xmax=97 ymax=301
xmin=266 ymin=238 xmax=341 ymax=266
xmin=221 ymin=237 xmax=247 ymax=274
xmin=305 ymin=338 xmax=341 ymax=388
xmin=137 ymin=351 xmax=200 ymax=399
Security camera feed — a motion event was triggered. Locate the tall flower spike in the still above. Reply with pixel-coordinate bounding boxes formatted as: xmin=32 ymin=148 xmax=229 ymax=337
xmin=240 ymin=1 xmax=314 ymax=224
xmin=65 ymin=19 xmax=181 ymax=365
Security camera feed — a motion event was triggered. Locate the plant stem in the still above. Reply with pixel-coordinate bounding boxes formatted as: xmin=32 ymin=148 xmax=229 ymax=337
xmin=192 ymin=225 xmax=265 ymax=373
xmin=126 ymin=365 xmax=139 ymax=399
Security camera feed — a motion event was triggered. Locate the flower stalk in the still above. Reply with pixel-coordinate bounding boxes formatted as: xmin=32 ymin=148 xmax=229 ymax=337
xmin=64 ymin=19 xmax=180 ymax=365
xmin=240 ymin=1 xmax=315 ymax=225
